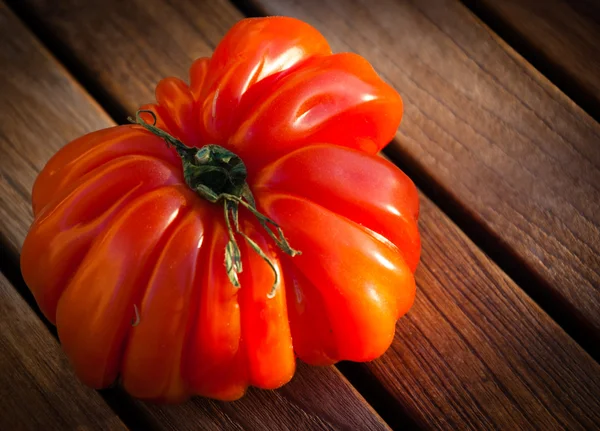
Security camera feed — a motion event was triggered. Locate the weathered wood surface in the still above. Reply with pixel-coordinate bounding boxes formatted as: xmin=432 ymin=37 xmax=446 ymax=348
xmin=0 ymin=271 xmax=127 ymax=431
xmin=462 ymin=0 xmax=600 ymax=119
xmin=140 ymin=363 xmax=389 ymax=431
xmin=7 ymin=0 xmax=600 ymax=430
xmin=0 ymin=5 xmax=112 ymax=258
xmin=0 ymin=5 xmax=390 ymax=430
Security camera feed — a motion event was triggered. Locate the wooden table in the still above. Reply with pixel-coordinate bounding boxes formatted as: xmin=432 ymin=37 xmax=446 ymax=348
xmin=1 ymin=0 xmax=599 ymax=429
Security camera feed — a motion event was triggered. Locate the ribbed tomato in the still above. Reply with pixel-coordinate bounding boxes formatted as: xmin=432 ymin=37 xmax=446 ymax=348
xmin=20 ymin=16 xmax=420 ymax=403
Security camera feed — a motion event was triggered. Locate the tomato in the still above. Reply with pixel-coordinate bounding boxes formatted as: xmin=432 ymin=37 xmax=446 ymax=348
xmin=20 ymin=16 xmax=420 ymax=403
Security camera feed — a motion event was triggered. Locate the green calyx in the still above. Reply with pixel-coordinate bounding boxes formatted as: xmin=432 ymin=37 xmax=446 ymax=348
xmin=129 ymin=110 xmax=300 ymax=297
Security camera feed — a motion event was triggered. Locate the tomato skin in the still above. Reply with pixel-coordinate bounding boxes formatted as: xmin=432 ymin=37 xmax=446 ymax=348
xmin=20 ymin=17 xmax=419 ymax=402
xmin=121 ymin=205 xmax=208 ymax=402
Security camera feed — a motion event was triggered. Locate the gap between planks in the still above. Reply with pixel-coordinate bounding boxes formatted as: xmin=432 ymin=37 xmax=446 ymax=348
xmin=460 ymin=0 xmax=600 ymax=123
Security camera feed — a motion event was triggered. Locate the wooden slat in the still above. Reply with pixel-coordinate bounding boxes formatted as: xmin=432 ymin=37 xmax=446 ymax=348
xmin=0 ymin=5 xmax=390 ymax=431
xmin=8 ymin=0 xmax=600 ymax=430
xmin=0 ymin=9 xmax=113 ymax=258
xmin=462 ymin=0 xmax=600 ymax=118
xmin=136 ymin=363 xmax=388 ymax=431
xmin=248 ymin=0 xmax=600 ymax=349
xmin=0 ymin=271 xmax=127 ymax=430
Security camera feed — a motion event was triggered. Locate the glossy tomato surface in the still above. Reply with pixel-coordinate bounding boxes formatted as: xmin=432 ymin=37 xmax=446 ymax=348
xmin=21 ymin=17 xmax=420 ymax=402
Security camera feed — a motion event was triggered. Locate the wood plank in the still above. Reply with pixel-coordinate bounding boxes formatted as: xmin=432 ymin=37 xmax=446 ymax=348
xmin=136 ymin=363 xmax=389 ymax=431
xmin=0 ymin=272 xmax=127 ymax=430
xmin=0 ymin=8 xmax=113 ymax=259
xmin=246 ymin=0 xmax=600 ymax=351
xmin=7 ymin=0 xmax=600 ymax=430
xmin=0 ymin=4 xmax=390 ymax=431
xmin=462 ymin=0 xmax=600 ymax=119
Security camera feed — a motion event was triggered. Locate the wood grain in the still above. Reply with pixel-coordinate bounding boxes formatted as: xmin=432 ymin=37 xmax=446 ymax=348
xmin=375 ymin=197 xmax=600 ymax=430
xmin=0 ymin=5 xmax=390 ymax=431
xmin=0 ymin=6 xmax=113 ymax=259
xmin=462 ymin=0 xmax=600 ymax=119
xmin=247 ymin=0 xmax=600 ymax=349
xmin=5 ymin=0 xmax=600 ymax=429
xmin=0 ymin=272 xmax=127 ymax=431
xmin=135 ymin=363 xmax=389 ymax=431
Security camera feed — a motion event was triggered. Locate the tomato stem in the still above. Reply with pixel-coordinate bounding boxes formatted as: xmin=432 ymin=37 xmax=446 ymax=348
xmin=129 ymin=110 xmax=300 ymax=296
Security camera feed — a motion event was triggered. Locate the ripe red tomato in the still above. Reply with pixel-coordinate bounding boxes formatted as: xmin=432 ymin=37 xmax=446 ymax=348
xmin=20 ymin=17 xmax=420 ymax=403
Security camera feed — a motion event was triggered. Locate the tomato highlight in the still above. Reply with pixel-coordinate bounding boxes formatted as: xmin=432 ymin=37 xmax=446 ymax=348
xmin=21 ymin=16 xmax=420 ymax=402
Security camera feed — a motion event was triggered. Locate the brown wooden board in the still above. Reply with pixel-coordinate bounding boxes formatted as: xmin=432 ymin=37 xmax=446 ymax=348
xmin=137 ymin=364 xmax=389 ymax=431
xmin=0 ymin=272 xmax=127 ymax=431
xmin=462 ymin=0 xmax=600 ymax=119
xmin=16 ymin=0 xmax=600 ymax=350
xmin=7 ymin=0 xmax=600 ymax=429
xmin=247 ymin=0 xmax=600 ymax=351
xmin=0 ymin=4 xmax=391 ymax=431
xmin=0 ymin=7 xmax=113 ymax=259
